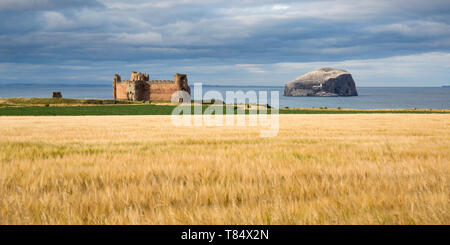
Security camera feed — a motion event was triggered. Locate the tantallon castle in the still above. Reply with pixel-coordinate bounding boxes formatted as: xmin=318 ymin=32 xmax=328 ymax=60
xmin=113 ymin=71 xmax=191 ymax=101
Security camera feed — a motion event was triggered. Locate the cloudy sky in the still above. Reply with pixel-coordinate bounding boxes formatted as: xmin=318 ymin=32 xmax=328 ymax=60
xmin=0 ymin=0 xmax=449 ymax=86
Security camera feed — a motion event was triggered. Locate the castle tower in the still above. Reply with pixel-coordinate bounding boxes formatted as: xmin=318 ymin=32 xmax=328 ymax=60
xmin=130 ymin=71 xmax=149 ymax=81
xmin=174 ymin=73 xmax=189 ymax=93
xmin=113 ymin=74 xmax=121 ymax=101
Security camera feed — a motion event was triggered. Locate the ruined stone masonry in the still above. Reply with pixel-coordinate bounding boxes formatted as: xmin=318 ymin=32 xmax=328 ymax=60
xmin=113 ymin=71 xmax=191 ymax=101
xmin=52 ymin=92 xmax=62 ymax=98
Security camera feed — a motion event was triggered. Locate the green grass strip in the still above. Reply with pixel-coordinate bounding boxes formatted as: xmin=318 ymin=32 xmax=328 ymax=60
xmin=0 ymin=105 xmax=448 ymax=116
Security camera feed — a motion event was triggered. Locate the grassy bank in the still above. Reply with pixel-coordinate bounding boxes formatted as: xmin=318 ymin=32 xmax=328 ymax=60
xmin=0 ymin=97 xmax=141 ymax=105
xmin=0 ymin=104 xmax=448 ymax=116
xmin=0 ymin=104 xmax=177 ymax=116
xmin=0 ymin=114 xmax=448 ymax=224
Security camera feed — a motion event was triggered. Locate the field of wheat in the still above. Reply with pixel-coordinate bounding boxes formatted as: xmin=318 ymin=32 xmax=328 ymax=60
xmin=0 ymin=114 xmax=448 ymax=224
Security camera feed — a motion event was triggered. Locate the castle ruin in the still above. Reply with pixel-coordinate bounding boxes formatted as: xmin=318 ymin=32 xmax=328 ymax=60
xmin=113 ymin=71 xmax=191 ymax=101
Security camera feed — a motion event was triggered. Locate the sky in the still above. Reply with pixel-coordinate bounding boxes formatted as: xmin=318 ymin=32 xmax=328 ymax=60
xmin=0 ymin=0 xmax=449 ymax=86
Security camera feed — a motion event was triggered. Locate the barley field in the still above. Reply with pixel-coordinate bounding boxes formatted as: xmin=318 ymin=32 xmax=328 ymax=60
xmin=0 ymin=114 xmax=448 ymax=224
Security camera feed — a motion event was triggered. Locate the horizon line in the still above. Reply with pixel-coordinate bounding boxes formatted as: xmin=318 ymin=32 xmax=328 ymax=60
xmin=0 ymin=83 xmax=448 ymax=88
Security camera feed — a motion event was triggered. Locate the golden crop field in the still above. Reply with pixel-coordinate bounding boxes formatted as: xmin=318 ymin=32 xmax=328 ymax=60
xmin=0 ymin=114 xmax=449 ymax=224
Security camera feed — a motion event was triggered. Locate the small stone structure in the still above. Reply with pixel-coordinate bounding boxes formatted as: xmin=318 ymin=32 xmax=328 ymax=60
xmin=113 ymin=71 xmax=191 ymax=101
xmin=52 ymin=92 xmax=62 ymax=98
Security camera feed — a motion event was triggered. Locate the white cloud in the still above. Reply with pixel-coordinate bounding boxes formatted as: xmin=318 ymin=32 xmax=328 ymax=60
xmin=104 ymin=1 xmax=176 ymax=9
xmin=109 ymin=32 xmax=163 ymax=44
xmin=366 ymin=21 xmax=450 ymax=37
xmin=41 ymin=11 xmax=76 ymax=30
xmin=273 ymin=52 xmax=450 ymax=86
xmin=235 ymin=64 xmax=268 ymax=73
xmin=215 ymin=1 xmax=389 ymax=22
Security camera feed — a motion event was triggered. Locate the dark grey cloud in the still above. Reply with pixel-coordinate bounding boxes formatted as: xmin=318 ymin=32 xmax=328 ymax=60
xmin=0 ymin=0 xmax=449 ymax=85
xmin=0 ymin=0 xmax=103 ymax=11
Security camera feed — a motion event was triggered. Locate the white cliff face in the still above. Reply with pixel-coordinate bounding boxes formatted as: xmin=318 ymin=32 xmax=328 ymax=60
xmin=284 ymin=67 xmax=358 ymax=97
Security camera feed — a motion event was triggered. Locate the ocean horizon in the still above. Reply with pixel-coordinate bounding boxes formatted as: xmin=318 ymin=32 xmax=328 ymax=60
xmin=0 ymin=83 xmax=449 ymax=109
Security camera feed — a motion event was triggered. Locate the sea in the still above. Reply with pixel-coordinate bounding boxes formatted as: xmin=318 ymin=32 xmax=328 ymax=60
xmin=0 ymin=84 xmax=449 ymax=109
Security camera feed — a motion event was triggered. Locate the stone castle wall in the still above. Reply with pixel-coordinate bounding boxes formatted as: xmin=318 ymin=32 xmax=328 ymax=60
xmin=113 ymin=72 xmax=190 ymax=101
xmin=149 ymin=82 xmax=180 ymax=101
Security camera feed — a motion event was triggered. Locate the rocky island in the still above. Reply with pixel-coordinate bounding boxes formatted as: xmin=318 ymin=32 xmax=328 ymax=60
xmin=284 ymin=67 xmax=358 ymax=97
